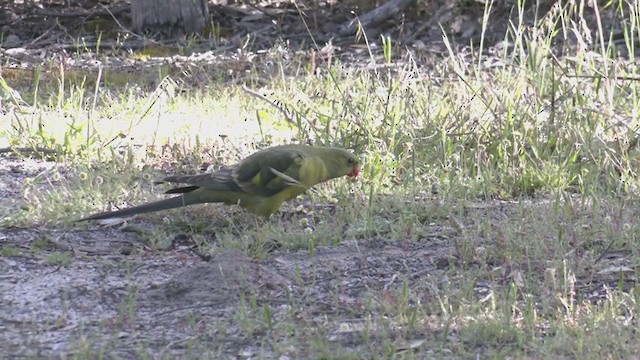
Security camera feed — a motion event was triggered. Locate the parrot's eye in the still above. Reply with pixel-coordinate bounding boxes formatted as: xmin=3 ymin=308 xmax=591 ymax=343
xmin=348 ymin=158 xmax=354 ymax=164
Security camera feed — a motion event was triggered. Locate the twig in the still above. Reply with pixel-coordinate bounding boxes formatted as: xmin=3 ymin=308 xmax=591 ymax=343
xmin=242 ymin=85 xmax=297 ymax=126
xmin=241 ymin=85 xmax=313 ymax=142
xmin=0 ymin=147 xmax=58 ymax=156
xmin=100 ymin=3 xmax=161 ymax=44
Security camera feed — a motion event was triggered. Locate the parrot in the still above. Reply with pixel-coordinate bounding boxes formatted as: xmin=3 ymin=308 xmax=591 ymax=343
xmin=79 ymin=144 xmax=361 ymax=221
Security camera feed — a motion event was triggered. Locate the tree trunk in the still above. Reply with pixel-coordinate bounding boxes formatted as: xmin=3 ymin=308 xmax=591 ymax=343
xmin=131 ymin=0 xmax=209 ymax=37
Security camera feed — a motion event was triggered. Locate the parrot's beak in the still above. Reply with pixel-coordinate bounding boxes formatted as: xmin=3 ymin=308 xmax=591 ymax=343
xmin=350 ymin=167 xmax=360 ymax=178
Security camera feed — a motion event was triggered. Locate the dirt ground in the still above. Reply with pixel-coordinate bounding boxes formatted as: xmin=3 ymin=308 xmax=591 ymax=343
xmin=1 ymin=154 xmax=455 ymax=358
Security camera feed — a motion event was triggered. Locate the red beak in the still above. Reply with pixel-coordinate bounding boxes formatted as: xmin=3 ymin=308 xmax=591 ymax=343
xmin=350 ymin=167 xmax=360 ymax=177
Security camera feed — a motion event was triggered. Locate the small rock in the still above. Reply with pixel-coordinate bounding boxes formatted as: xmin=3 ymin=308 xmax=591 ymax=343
xmin=435 ymin=256 xmax=451 ymax=269
xmin=3 ymin=34 xmax=21 ymax=48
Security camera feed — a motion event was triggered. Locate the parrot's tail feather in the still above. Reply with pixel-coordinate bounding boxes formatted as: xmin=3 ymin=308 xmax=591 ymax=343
xmin=78 ymin=195 xmax=194 ymax=221
xmin=165 ymin=186 xmax=199 ymax=194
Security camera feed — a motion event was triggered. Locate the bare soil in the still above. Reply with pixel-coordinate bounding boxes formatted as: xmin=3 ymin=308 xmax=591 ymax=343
xmin=1 ymin=156 xmax=454 ymax=358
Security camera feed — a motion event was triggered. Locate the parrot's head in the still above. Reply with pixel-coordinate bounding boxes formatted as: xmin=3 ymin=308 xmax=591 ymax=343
xmin=347 ymin=156 xmax=361 ymax=178
xmin=330 ymin=148 xmax=361 ymax=179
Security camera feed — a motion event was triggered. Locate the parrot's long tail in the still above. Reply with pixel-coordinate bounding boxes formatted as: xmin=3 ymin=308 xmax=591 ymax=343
xmin=78 ymin=195 xmax=197 ymax=221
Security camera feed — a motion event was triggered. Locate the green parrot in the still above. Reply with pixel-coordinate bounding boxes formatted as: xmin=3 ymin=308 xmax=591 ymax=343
xmin=80 ymin=144 xmax=361 ymax=221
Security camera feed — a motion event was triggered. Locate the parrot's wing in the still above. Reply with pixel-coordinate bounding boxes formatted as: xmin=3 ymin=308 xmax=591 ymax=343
xmin=232 ymin=147 xmax=307 ymax=197
xmin=268 ymin=167 xmax=304 ymax=188
xmin=161 ymin=147 xmax=307 ymax=197
xmin=161 ymin=166 xmax=243 ymax=194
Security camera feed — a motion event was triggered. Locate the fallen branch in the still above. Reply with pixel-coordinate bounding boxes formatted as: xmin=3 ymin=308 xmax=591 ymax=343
xmin=34 ymin=4 xmax=129 ymax=18
xmin=338 ymin=0 xmax=416 ymax=36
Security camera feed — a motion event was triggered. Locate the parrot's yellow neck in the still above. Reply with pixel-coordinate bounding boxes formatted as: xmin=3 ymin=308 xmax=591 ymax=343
xmin=298 ymin=155 xmax=330 ymax=186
